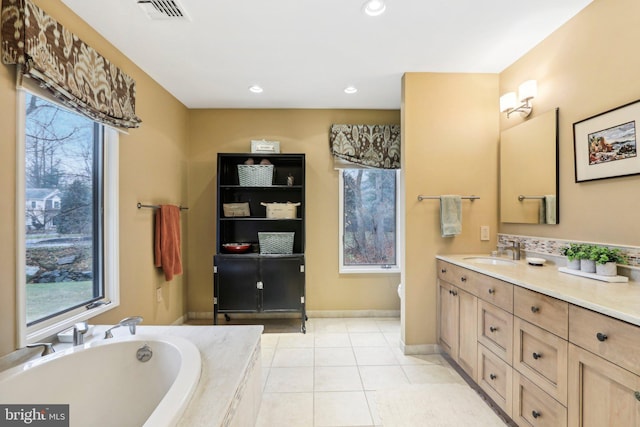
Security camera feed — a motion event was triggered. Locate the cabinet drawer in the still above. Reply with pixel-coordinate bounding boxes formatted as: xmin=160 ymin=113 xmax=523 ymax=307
xmin=514 ymin=287 xmax=568 ymax=339
xmin=478 ymin=300 xmax=513 ymax=363
xmin=513 ymin=371 xmax=567 ymax=427
xmin=436 ymin=260 xmax=476 ymax=295
xmin=477 ymin=344 xmax=513 ymax=417
xmin=569 ymin=304 xmax=640 ymax=376
xmin=513 ymin=317 xmax=568 ymax=406
xmin=473 ymin=273 xmax=513 ymax=312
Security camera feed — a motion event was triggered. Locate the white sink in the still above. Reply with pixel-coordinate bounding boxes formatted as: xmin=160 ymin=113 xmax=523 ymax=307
xmin=463 ymin=256 xmax=516 ymax=266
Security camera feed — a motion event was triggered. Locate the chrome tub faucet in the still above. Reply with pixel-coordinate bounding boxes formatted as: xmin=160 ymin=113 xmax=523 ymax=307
xmin=104 ymin=316 xmax=143 ymax=339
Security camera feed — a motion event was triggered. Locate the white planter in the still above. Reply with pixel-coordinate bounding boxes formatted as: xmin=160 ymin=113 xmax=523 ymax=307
xmin=566 ymin=259 xmax=581 ymax=270
xmin=596 ymin=262 xmax=617 ymax=277
xmin=580 ymin=259 xmax=596 ymax=273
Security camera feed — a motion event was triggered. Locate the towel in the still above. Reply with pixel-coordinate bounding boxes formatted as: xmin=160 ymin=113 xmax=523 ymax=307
xmin=544 ymin=195 xmax=556 ymax=224
xmin=154 ymin=205 xmax=182 ymax=281
xmin=440 ymin=195 xmax=462 ymax=237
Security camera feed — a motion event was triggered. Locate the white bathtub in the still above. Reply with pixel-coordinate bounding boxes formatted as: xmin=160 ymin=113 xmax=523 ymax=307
xmin=0 ymin=334 xmax=201 ymax=427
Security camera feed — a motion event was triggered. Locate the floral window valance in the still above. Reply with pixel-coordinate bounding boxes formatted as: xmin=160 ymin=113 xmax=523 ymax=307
xmin=329 ymin=124 xmax=400 ymax=169
xmin=1 ymin=0 xmax=142 ymax=128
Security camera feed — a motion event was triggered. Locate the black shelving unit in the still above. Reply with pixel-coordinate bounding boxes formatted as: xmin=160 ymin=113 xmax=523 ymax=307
xmin=213 ymin=153 xmax=306 ymax=333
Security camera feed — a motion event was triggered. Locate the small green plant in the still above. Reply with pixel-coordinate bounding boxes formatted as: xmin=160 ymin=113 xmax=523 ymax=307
xmin=560 ymin=243 xmax=582 ymax=261
xmin=571 ymin=244 xmax=598 ymax=261
xmin=592 ymin=246 xmax=627 ymax=265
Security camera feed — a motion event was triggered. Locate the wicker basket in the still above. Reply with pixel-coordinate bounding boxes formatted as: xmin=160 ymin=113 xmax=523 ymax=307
xmin=237 ymin=164 xmax=274 ymax=186
xmin=261 ymin=202 xmax=300 ymax=219
xmin=223 ymin=202 xmax=250 ymax=217
xmin=258 ymin=232 xmax=294 ymax=254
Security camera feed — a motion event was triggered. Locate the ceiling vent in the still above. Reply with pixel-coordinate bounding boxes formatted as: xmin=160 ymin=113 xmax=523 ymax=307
xmin=137 ymin=0 xmax=190 ymax=20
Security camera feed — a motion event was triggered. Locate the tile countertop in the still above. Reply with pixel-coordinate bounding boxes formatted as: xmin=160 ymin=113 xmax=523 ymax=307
xmin=436 ymin=254 xmax=640 ymax=327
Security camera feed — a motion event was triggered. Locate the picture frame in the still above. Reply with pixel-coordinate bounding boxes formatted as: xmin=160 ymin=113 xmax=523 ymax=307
xmin=573 ymin=99 xmax=640 ymax=182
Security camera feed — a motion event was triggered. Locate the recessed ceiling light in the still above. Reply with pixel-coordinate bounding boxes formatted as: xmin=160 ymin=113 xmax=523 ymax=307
xmin=362 ymin=0 xmax=386 ymax=16
xmin=248 ymin=85 xmax=263 ymax=94
xmin=344 ymin=86 xmax=358 ymax=94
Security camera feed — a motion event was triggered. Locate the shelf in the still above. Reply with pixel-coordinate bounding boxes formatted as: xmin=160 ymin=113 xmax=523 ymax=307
xmin=558 ymin=267 xmax=629 ymax=283
xmin=220 ymin=217 xmax=302 ymax=221
xmin=220 ymin=185 xmax=303 ymax=189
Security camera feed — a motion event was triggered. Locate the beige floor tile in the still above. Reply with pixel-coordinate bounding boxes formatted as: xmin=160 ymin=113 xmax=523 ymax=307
xmin=359 ymin=366 xmax=410 ymax=390
xmin=401 ymin=364 xmax=466 ymax=385
xmin=314 ymin=391 xmax=374 ymax=426
xmin=260 ymin=333 xmax=279 ymax=348
xmin=365 ymin=390 xmax=382 ymax=425
xmin=264 ymin=367 xmax=314 ymax=392
xmin=349 ymin=332 xmax=389 ymax=347
xmin=261 ymin=347 xmax=275 ymax=367
xmin=315 ymin=347 xmax=357 ymax=367
xmin=345 ymin=319 xmax=382 ymax=333
xmin=308 ymin=318 xmax=349 ymax=333
xmin=277 ymin=331 xmax=315 ymax=348
xmin=314 ymin=332 xmax=351 ymax=348
xmin=376 ymin=319 xmax=400 ymax=332
xmin=382 ymin=331 xmax=401 ymax=347
xmin=353 ymin=346 xmax=398 ymax=366
xmin=271 ymin=347 xmax=314 ymax=367
xmin=314 ymin=366 xmax=364 ymax=392
xmin=391 ymin=348 xmax=446 ymax=365
xmin=256 ymin=392 xmax=313 ymax=427
xmin=261 ymin=367 xmax=270 ymax=392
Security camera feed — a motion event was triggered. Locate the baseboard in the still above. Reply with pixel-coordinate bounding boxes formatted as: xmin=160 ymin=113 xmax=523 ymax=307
xmin=400 ymin=342 xmax=441 ymax=355
xmin=306 ymin=310 xmax=400 ymax=318
xmin=171 ymin=315 xmax=187 ymax=325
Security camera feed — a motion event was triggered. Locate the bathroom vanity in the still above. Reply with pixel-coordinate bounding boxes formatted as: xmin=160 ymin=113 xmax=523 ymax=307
xmin=436 ymin=255 xmax=640 ymax=427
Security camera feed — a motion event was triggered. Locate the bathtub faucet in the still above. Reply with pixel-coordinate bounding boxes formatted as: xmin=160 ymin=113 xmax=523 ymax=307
xmin=104 ymin=316 xmax=143 ymax=339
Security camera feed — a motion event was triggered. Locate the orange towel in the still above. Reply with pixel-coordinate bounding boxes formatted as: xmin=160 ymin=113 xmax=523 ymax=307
xmin=154 ymin=205 xmax=182 ymax=281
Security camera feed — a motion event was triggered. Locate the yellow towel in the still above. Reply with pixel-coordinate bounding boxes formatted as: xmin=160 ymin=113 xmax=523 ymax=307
xmin=440 ymin=195 xmax=462 ymax=237
xmin=154 ymin=205 xmax=182 ymax=281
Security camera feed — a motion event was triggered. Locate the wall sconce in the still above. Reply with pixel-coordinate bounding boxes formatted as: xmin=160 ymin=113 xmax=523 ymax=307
xmin=500 ymin=80 xmax=537 ymax=118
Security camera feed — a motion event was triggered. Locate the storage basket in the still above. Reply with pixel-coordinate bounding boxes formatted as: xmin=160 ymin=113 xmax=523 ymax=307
xmin=261 ymin=202 xmax=300 ymax=219
xmin=237 ymin=164 xmax=274 ymax=186
xmin=258 ymin=232 xmax=294 ymax=254
xmin=223 ymin=202 xmax=250 ymax=217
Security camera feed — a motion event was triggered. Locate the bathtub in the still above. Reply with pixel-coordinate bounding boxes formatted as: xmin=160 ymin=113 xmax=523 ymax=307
xmin=0 ymin=334 xmax=201 ymax=427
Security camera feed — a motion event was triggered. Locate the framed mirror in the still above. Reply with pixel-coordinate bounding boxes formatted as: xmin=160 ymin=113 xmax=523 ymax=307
xmin=500 ymin=108 xmax=559 ymax=224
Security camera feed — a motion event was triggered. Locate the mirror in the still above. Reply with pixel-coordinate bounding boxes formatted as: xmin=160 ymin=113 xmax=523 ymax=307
xmin=500 ymin=108 xmax=559 ymax=224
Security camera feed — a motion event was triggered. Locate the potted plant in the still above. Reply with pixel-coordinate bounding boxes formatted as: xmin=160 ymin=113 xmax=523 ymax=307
xmin=575 ymin=244 xmax=598 ymax=273
xmin=593 ymin=246 xmax=627 ymax=276
xmin=560 ymin=243 xmax=582 ymax=270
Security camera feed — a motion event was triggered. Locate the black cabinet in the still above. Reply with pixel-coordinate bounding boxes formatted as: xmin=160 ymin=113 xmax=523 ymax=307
xmin=213 ymin=153 xmax=306 ymax=332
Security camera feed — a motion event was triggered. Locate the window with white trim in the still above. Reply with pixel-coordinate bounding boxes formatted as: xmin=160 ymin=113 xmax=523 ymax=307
xmin=339 ymin=168 xmax=400 ymax=273
xmin=18 ymin=90 xmax=119 ymax=345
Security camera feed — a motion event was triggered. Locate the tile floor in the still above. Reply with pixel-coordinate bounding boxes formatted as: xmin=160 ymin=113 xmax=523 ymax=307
xmin=254 ymin=317 xmax=467 ymax=427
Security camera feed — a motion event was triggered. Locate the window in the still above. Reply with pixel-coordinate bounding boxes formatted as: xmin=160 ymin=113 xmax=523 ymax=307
xmin=339 ymin=168 xmax=400 ymax=273
xmin=18 ymin=90 xmax=119 ymax=344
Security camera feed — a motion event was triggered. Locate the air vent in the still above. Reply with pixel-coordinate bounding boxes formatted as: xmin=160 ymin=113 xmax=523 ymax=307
xmin=137 ymin=0 xmax=189 ymax=20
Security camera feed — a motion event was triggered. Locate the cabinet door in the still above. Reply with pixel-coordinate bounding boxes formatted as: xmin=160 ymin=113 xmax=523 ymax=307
xmin=458 ymin=289 xmax=478 ymax=379
xmin=437 ymin=280 xmax=459 ymax=358
xmin=260 ymin=256 xmax=304 ymax=311
xmin=215 ymin=256 xmax=259 ymax=311
xmin=568 ymin=344 xmax=640 ymax=427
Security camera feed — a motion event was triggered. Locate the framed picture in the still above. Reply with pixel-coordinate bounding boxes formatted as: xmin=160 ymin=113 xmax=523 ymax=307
xmin=573 ymin=99 xmax=640 ymax=182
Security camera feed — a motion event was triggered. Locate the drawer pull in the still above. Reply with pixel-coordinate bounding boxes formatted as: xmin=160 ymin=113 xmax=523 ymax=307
xmin=635 ymin=391 xmax=640 ymax=401
xmin=488 ymin=288 xmax=495 ymax=294
xmin=489 ymin=326 xmax=498 ymax=333
xmin=489 ymin=373 xmax=497 ymax=380
xmin=441 ymin=268 xmax=447 ymax=273
xmin=530 ymin=306 xmax=540 ymax=313
xmin=532 ymin=352 xmax=542 ymax=360
xmin=460 ymin=276 xmax=467 ymax=282
xmin=596 ymin=332 xmax=608 ymax=342
xmin=532 ymin=410 xmax=541 ymax=419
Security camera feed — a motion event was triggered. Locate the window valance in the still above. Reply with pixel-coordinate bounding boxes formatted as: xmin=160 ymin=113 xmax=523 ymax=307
xmin=329 ymin=124 xmax=400 ymax=169
xmin=1 ymin=0 xmax=142 ymax=128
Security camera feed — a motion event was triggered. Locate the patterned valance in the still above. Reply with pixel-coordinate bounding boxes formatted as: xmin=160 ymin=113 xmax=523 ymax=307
xmin=1 ymin=0 xmax=142 ymax=128
xmin=329 ymin=124 xmax=401 ymax=169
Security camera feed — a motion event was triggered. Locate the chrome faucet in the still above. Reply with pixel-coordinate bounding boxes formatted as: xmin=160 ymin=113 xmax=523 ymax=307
xmin=27 ymin=342 xmax=55 ymax=356
xmin=104 ymin=316 xmax=143 ymax=339
xmin=73 ymin=321 xmax=89 ymax=345
xmin=506 ymin=241 xmax=521 ymax=260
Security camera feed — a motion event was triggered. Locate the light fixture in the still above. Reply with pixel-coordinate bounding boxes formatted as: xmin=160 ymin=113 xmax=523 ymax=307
xmin=499 ymin=80 xmax=537 ymax=118
xmin=248 ymin=85 xmax=263 ymax=94
xmin=344 ymin=86 xmax=358 ymax=94
xmin=363 ymin=0 xmax=386 ymax=16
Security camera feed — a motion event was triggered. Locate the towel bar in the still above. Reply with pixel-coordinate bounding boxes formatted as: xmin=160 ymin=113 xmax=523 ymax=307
xmin=518 ymin=195 xmax=545 ymax=201
xmin=137 ymin=202 xmax=189 ymax=211
xmin=417 ymin=195 xmax=480 ymax=202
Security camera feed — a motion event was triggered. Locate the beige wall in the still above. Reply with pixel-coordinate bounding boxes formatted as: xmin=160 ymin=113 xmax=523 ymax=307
xmin=187 ymin=109 xmax=401 ymax=316
xmin=499 ymin=0 xmax=640 ymax=244
xmin=402 ymin=73 xmax=500 ymax=346
xmin=0 ymin=0 xmax=190 ymax=356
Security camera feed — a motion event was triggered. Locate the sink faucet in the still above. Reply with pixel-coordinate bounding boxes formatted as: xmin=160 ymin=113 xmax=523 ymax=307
xmin=73 ymin=321 xmax=89 ymax=345
xmin=27 ymin=342 xmax=55 ymax=356
xmin=104 ymin=316 xmax=143 ymax=339
xmin=505 ymin=241 xmax=521 ymax=260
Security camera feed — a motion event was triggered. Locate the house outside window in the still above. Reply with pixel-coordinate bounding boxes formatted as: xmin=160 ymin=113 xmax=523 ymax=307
xmin=339 ymin=168 xmax=400 ymax=273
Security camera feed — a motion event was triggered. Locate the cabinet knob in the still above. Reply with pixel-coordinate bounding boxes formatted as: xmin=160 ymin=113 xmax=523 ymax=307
xmin=531 ymin=306 xmax=540 ymax=313
xmin=441 ymin=268 xmax=447 ymax=273
xmin=635 ymin=391 xmax=640 ymax=401
xmin=596 ymin=332 xmax=608 ymax=342
xmin=489 ymin=373 xmax=497 ymax=380
xmin=460 ymin=276 xmax=467 ymax=282
xmin=489 ymin=326 xmax=498 ymax=333
xmin=532 ymin=410 xmax=541 ymax=419
xmin=448 ymin=290 xmax=453 ymax=295
xmin=451 ymin=290 xmax=458 ymax=296
xmin=488 ymin=288 xmax=495 ymax=294
xmin=532 ymin=352 xmax=542 ymax=360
